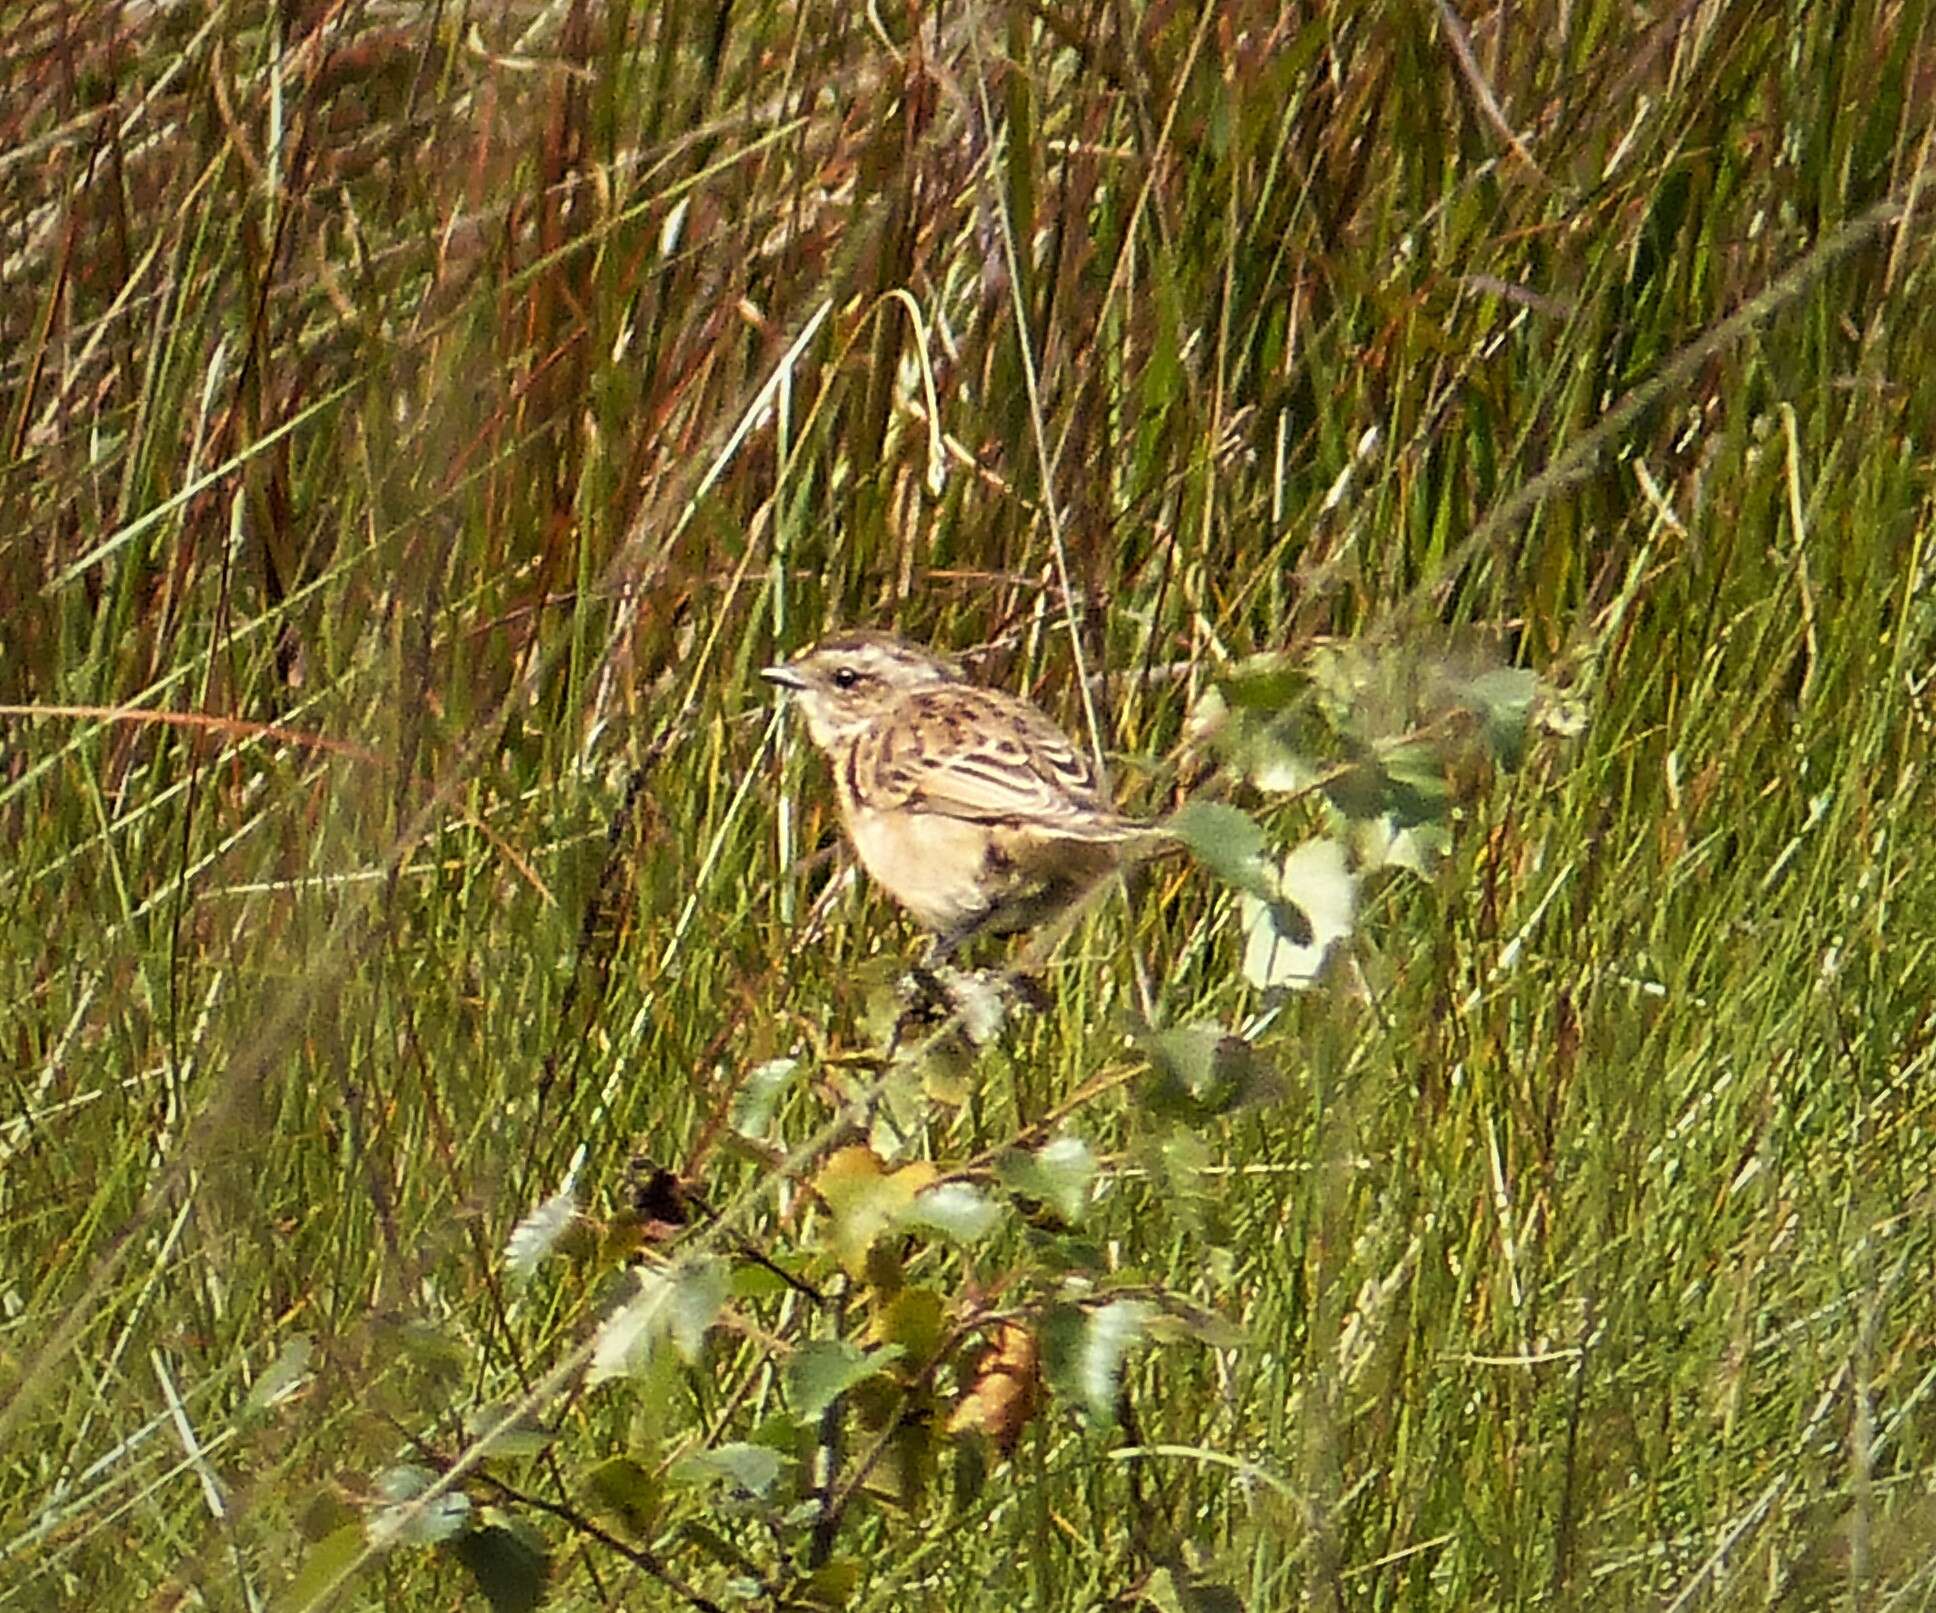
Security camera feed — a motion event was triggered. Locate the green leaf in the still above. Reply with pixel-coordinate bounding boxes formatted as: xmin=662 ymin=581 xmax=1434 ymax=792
xmin=588 ymin=1258 xmax=728 ymax=1384
xmin=504 ymin=1181 xmax=577 ymax=1281
xmin=389 ymin=1320 xmax=469 ymax=1376
xmin=587 ymin=1269 xmax=673 ymax=1386
xmin=997 ymin=1134 xmax=1098 ymax=1224
xmin=869 ymin=1064 xmax=934 ymax=1157
xmin=666 ymin=1258 xmax=731 ymax=1364
xmin=1243 ymin=727 xmax=1322 ymax=794
xmin=296 ymin=1489 xmax=357 ymax=1544
xmin=787 ymin=1339 xmax=889 ymax=1423
xmin=1460 ymin=666 xmax=1538 ymax=767
xmin=367 ymin=1466 xmax=470 ymax=1547
xmin=1079 ymin=1300 xmax=1152 ymax=1422
xmin=463 ymin=1403 xmax=553 ymax=1459
xmin=1375 ymin=740 xmax=1451 ymax=825
xmin=1043 ymin=1300 xmax=1152 ymax=1425
xmin=1146 ymin=1564 xmax=1249 ymax=1613
xmin=1133 ymin=1023 xmax=1218 ymax=1117
xmin=729 ymin=1259 xmax=796 ymax=1301
xmin=1319 ymin=756 xmax=1392 ymax=820
xmin=800 ymin=1556 xmax=862 ymax=1608
xmin=245 ymin=1334 xmax=313 ymax=1416
xmin=815 ymin=1148 xmax=931 ymax=1277
xmin=1031 ymin=1231 xmax=1110 ymax=1273
xmin=900 ymin=1182 xmax=1003 ymax=1243
xmin=1191 ymin=657 xmax=1330 ymax=793
xmin=671 ymin=1442 xmax=783 ymax=1498
xmin=1155 ymin=1127 xmax=1213 ymax=1213
xmin=1144 ymin=1300 xmax=1247 ymax=1350
xmin=1181 ymin=1581 xmax=1247 ymax=1613
xmin=1146 ymin=1024 xmax=1218 ymax=1085
xmin=1216 ymin=654 xmax=1308 ymax=711
xmin=276 ymin=1521 xmax=365 ymax=1613
xmin=873 ymin=1286 xmax=945 ymax=1362
xmin=1134 ymin=1024 xmax=1279 ymax=1119
xmin=1349 ymin=811 xmax=1451 ymax=875
xmin=731 ymin=1056 xmax=802 ymax=1140
xmin=581 ymin=1455 xmax=659 ymax=1535
xmin=451 ymin=1516 xmax=549 ymax=1613
xmin=1305 ymin=640 xmax=1381 ymax=730
xmin=1239 ymin=838 xmax=1356 ymax=991
xmin=1166 ymin=802 xmax=1276 ymax=899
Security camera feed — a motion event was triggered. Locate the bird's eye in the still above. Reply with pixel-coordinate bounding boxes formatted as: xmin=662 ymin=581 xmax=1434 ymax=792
xmin=832 ymin=667 xmax=862 ymax=690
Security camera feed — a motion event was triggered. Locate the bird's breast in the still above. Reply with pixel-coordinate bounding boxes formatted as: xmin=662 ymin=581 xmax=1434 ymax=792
xmin=841 ymin=802 xmax=995 ymax=934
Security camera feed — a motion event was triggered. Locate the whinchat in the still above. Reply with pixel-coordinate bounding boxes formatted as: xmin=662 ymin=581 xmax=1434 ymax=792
xmin=761 ymin=631 xmax=1154 ymax=958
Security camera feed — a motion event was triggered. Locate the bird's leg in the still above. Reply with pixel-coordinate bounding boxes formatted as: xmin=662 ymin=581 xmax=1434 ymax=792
xmin=924 ymin=909 xmax=987 ymax=968
xmin=899 ymin=907 xmax=990 ymax=1009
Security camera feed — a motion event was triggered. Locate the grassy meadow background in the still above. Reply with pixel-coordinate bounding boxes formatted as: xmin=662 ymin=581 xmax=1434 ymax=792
xmin=5 ymin=0 xmax=1936 ymax=1607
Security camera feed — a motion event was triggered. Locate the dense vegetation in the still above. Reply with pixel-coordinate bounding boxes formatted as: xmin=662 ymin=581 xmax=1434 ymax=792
xmin=4 ymin=1 xmax=1934 ymax=1608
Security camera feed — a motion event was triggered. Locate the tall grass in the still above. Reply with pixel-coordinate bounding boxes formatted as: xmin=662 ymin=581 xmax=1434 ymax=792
xmin=3 ymin=1 xmax=1935 ymax=1608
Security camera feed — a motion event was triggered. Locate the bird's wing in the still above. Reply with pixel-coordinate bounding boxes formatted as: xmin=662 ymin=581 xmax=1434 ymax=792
xmin=856 ymin=687 xmax=1134 ymax=836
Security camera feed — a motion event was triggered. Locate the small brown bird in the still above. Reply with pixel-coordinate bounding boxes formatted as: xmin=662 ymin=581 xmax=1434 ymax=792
xmin=761 ymin=631 xmax=1154 ymax=958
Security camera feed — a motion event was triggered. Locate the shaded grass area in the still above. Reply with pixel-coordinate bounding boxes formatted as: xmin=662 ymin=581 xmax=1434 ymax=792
xmin=3 ymin=1 xmax=1935 ymax=1608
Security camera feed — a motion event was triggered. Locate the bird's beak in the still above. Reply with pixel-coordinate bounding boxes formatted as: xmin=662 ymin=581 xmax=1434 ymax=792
xmin=760 ymin=663 xmax=806 ymax=690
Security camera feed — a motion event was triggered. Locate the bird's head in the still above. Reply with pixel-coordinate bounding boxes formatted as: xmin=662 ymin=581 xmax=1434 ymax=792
xmin=760 ymin=631 xmax=964 ymax=750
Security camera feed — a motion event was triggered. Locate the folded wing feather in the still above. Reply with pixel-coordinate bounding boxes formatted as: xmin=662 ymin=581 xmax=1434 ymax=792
xmin=856 ymin=687 xmax=1141 ymax=838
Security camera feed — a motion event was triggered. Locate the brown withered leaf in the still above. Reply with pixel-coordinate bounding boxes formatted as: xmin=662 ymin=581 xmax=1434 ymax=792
xmin=946 ymin=1323 xmax=1040 ymax=1458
